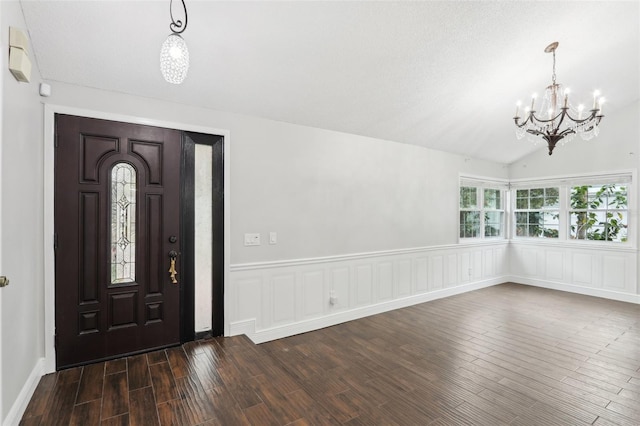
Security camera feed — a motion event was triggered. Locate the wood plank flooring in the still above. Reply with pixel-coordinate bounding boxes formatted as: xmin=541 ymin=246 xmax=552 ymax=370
xmin=21 ymin=283 xmax=640 ymax=425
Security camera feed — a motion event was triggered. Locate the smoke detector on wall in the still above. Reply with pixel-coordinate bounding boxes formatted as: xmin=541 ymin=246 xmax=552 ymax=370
xmin=8 ymin=27 xmax=32 ymax=83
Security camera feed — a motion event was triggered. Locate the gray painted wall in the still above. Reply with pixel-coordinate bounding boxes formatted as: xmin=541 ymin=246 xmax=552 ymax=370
xmin=44 ymin=81 xmax=509 ymax=264
xmin=1 ymin=1 xmax=45 ymax=421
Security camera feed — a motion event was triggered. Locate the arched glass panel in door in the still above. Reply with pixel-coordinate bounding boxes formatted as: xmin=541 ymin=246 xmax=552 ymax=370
xmin=110 ymin=162 xmax=136 ymax=284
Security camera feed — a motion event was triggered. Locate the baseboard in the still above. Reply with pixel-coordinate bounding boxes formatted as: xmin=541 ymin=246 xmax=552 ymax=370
xmin=510 ymin=276 xmax=640 ymax=304
xmin=2 ymin=358 xmax=45 ymax=426
xmin=231 ymin=277 xmax=505 ymax=344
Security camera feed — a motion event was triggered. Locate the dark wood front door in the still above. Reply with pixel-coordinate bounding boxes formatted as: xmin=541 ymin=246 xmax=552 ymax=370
xmin=55 ymin=114 xmax=182 ymax=369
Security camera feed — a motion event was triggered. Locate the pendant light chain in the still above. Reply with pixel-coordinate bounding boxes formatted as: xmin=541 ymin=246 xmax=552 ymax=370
xmin=552 ymin=49 xmax=556 ymax=86
xmin=169 ymin=0 xmax=188 ymax=34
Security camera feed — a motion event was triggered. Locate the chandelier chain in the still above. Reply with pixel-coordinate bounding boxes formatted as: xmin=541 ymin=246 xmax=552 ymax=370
xmin=552 ymin=49 xmax=556 ymax=86
xmin=169 ymin=0 xmax=188 ymax=34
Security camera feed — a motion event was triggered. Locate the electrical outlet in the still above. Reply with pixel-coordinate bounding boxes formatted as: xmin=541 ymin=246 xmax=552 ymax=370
xmin=329 ymin=290 xmax=338 ymax=305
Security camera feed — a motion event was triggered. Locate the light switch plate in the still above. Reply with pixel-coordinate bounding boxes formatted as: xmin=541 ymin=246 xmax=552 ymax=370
xmin=244 ymin=233 xmax=261 ymax=246
xmin=269 ymin=232 xmax=277 ymax=244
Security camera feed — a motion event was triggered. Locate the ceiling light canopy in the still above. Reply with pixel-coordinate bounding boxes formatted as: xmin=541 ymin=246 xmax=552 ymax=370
xmin=513 ymin=42 xmax=604 ymax=155
xmin=160 ymin=0 xmax=189 ymax=84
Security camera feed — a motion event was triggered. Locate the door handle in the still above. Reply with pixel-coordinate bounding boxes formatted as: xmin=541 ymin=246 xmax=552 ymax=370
xmin=168 ymin=250 xmax=178 ymax=284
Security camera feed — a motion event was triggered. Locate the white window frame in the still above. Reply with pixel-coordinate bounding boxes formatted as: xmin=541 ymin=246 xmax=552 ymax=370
xmin=512 ymin=186 xmax=561 ymax=239
xmin=510 ymin=170 xmax=635 ymax=247
xmin=459 ymin=176 xmax=509 ymax=242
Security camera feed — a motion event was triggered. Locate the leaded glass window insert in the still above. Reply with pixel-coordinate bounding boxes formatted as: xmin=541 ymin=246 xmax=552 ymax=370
xmin=111 ymin=163 xmax=136 ymax=284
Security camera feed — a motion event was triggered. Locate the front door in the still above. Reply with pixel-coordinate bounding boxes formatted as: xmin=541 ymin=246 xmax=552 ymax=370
xmin=55 ymin=114 xmax=182 ymax=369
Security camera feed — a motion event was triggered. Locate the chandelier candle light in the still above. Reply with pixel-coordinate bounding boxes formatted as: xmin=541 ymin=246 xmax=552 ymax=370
xmin=160 ymin=0 xmax=189 ymax=84
xmin=514 ymin=42 xmax=604 ymax=155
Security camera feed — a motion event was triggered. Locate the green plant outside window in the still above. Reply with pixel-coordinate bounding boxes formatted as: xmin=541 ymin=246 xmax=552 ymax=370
xmin=570 ymin=184 xmax=627 ymax=242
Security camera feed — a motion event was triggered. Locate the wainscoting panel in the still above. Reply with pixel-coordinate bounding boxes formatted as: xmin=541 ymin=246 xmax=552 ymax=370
xmin=447 ymin=254 xmax=457 ymax=286
xmin=415 ymin=257 xmax=428 ymax=293
xmin=331 ymin=267 xmax=350 ymax=312
xmin=377 ymin=262 xmax=394 ymax=301
xmin=301 ymin=270 xmax=325 ymax=319
xmin=431 ymin=255 xmax=444 ymax=290
xmin=572 ymin=253 xmax=594 ymax=285
xmin=510 ymin=241 xmax=638 ymax=303
xmin=545 ymin=250 xmax=564 ymax=281
xmin=355 ymin=265 xmax=373 ymax=307
xmin=229 ymin=242 xmax=509 ymax=343
xmin=397 ymin=260 xmax=412 ymax=297
xmin=272 ymin=274 xmax=296 ymax=325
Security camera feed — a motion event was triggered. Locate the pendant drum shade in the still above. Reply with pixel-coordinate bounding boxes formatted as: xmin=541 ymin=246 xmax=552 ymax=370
xmin=160 ymin=34 xmax=189 ymax=84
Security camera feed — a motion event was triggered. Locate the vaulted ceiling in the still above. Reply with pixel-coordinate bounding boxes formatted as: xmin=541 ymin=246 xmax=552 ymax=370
xmin=20 ymin=1 xmax=640 ymax=164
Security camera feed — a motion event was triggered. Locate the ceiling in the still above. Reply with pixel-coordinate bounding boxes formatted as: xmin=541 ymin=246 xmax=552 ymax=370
xmin=19 ymin=1 xmax=640 ymax=164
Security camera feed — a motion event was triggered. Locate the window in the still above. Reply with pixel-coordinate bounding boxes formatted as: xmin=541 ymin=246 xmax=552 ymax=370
xmin=459 ymin=185 xmax=505 ymax=239
xmin=460 ymin=187 xmax=480 ymax=238
xmin=569 ymin=184 xmax=628 ymax=242
xmin=514 ymin=187 xmax=559 ymax=238
xmin=484 ymin=189 xmax=504 ymax=237
xmin=110 ymin=162 xmax=137 ymax=284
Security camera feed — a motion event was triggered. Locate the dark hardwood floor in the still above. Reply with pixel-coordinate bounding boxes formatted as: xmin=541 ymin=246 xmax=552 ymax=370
xmin=21 ymin=283 xmax=640 ymax=425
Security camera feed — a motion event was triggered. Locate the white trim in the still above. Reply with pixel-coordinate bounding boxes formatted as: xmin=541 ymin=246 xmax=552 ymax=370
xmin=43 ymin=103 xmax=232 ymax=373
xmin=510 ymin=276 xmax=640 ymax=305
xmin=509 ymin=169 xmax=635 ymax=188
xmin=2 ymin=358 xmax=44 ymax=426
xmin=510 ymin=238 xmax=638 ymax=253
xmin=230 ymin=241 xmax=509 ymax=272
xmin=459 ymin=173 xmax=510 ymax=189
xmin=232 ymin=278 xmax=505 ymax=344
xmin=0 ymin=19 xmax=4 ymax=422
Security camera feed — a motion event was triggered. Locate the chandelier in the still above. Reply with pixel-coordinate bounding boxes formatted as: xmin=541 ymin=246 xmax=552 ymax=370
xmin=514 ymin=42 xmax=604 ymax=155
xmin=160 ymin=0 xmax=189 ymax=84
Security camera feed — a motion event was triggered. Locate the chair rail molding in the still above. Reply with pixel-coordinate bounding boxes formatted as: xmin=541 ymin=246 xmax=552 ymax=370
xmin=229 ymin=242 xmax=509 ymax=343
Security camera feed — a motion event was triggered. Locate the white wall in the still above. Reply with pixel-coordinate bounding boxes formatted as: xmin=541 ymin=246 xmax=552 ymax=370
xmin=1 ymin=2 xmax=45 ymax=424
xmin=45 ymin=81 xmax=508 ymax=265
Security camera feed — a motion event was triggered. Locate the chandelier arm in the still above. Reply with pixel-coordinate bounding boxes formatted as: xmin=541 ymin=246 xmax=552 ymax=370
xmin=525 ymin=128 xmax=546 ymax=137
xmin=555 ymin=127 xmax=576 ymax=138
xmin=169 ymin=0 xmax=188 ymax=34
xmin=560 ymin=109 xmax=597 ymax=124
xmin=526 ymin=113 xmax=562 ymax=125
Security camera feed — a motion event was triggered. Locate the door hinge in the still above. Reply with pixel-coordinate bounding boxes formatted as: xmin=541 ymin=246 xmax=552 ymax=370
xmin=53 ymin=233 xmax=58 ymax=251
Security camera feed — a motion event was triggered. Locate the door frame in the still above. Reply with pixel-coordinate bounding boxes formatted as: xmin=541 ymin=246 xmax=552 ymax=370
xmin=43 ymin=104 xmax=231 ymax=373
xmin=181 ymin=132 xmax=225 ymax=341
